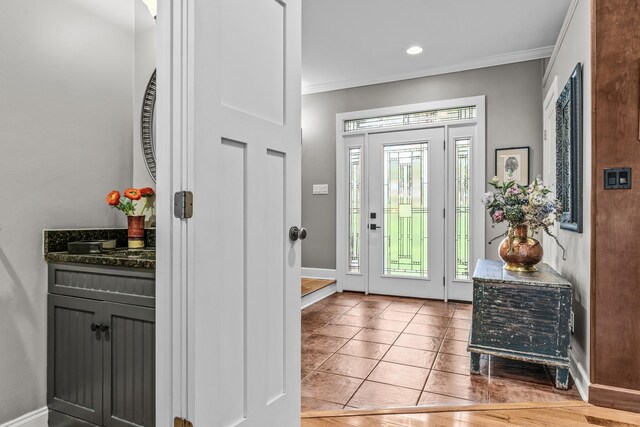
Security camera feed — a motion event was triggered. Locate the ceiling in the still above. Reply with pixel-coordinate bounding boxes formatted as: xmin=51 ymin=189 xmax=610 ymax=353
xmin=302 ymin=0 xmax=572 ymax=94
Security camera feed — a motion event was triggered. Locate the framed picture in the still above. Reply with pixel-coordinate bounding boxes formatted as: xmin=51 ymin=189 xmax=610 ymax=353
xmin=556 ymin=63 xmax=583 ymax=233
xmin=495 ymin=147 xmax=530 ymax=185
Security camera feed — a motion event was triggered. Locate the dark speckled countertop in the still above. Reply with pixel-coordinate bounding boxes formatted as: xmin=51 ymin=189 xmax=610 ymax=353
xmin=44 ymin=229 xmax=156 ymax=270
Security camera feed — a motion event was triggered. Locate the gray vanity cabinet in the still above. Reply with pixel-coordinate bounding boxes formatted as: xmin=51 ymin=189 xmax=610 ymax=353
xmin=47 ymin=263 xmax=155 ymax=427
xmin=103 ymin=303 xmax=155 ymax=427
xmin=47 ymin=294 xmax=104 ymax=425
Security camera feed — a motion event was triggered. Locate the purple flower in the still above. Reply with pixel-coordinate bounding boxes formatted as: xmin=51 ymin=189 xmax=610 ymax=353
xmin=492 ymin=210 xmax=505 ymax=222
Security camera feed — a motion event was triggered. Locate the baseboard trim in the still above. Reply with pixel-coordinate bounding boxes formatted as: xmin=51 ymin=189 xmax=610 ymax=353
xmin=301 ymin=283 xmax=337 ymax=309
xmin=589 ymin=383 xmax=640 ymax=413
xmin=569 ymin=352 xmax=590 ymax=401
xmin=301 ymin=267 xmax=336 ymax=280
xmin=0 ymin=407 xmax=48 ymax=427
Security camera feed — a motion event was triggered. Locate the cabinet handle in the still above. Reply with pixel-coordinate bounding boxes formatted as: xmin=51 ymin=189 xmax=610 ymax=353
xmin=99 ymin=324 xmax=109 ymax=333
xmin=90 ymin=323 xmax=99 ymax=332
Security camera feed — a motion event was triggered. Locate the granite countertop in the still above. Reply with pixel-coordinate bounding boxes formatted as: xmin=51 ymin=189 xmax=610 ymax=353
xmin=44 ymin=229 xmax=156 ymax=270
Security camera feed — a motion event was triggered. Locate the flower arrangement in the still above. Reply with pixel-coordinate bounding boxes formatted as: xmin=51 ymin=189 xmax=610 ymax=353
xmin=482 ymin=176 xmax=566 ymax=258
xmin=106 ymin=187 xmax=155 ymax=216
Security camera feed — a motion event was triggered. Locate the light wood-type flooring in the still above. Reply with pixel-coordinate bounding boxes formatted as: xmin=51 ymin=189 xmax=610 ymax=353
xmin=302 ymin=278 xmax=336 ymax=297
xmin=301 ymin=401 xmax=640 ymax=426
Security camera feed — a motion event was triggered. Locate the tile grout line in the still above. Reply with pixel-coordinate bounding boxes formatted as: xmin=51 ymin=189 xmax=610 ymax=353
xmin=344 ymin=301 xmax=423 ymax=408
xmin=341 ymin=298 xmax=458 ymax=408
xmin=335 ymin=298 xmax=403 ymax=408
xmin=303 ymin=294 xmax=474 ymax=410
xmin=414 ymin=308 xmax=457 ymax=405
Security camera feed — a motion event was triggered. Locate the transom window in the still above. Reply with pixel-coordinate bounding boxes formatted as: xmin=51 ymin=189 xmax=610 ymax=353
xmin=344 ymin=106 xmax=476 ymax=133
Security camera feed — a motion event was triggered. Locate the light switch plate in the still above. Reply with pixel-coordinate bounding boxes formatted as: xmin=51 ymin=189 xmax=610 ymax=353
xmin=313 ymin=184 xmax=329 ymax=195
xmin=604 ymin=167 xmax=632 ymax=189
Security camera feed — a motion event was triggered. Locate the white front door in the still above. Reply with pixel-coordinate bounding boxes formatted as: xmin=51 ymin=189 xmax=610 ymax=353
xmin=367 ymin=128 xmax=446 ymax=299
xmin=335 ymin=98 xmax=486 ymax=302
xmin=179 ymin=0 xmax=301 ymax=425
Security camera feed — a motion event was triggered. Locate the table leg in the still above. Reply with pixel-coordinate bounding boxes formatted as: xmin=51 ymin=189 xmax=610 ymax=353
xmin=555 ymin=366 xmax=569 ymax=390
xmin=470 ymin=352 xmax=481 ymax=374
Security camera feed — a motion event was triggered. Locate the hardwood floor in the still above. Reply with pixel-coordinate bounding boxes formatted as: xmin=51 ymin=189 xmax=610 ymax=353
xmin=301 ymin=401 xmax=640 ymax=426
xmin=302 ymin=278 xmax=336 ymax=296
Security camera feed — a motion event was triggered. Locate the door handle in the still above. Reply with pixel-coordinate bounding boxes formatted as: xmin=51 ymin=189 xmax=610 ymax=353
xmin=90 ymin=323 xmax=99 ymax=332
xmin=99 ymin=324 xmax=109 ymax=333
xmin=369 ymin=224 xmax=378 ymax=230
xmin=289 ymin=226 xmax=307 ymax=241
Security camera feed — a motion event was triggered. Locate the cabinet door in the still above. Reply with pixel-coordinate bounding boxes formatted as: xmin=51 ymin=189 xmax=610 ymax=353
xmin=48 ymin=294 xmax=103 ymax=424
xmin=102 ymin=302 xmax=155 ymax=427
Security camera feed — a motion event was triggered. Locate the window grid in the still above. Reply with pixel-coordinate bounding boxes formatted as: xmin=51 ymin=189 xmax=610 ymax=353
xmin=383 ymin=143 xmax=429 ymax=277
xmin=348 ymin=148 xmax=362 ymax=273
xmin=455 ymin=139 xmax=471 ymax=279
xmin=344 ymin=106 xmax=476 ymax=133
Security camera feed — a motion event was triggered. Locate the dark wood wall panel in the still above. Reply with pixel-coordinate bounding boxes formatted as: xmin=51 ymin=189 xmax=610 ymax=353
xmin=591 ymin=0 xmax=640 ymax=411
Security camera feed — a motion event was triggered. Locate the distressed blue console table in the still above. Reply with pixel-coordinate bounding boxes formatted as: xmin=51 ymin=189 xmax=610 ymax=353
xmin=468 ymin=259 xmax=572 ymax=389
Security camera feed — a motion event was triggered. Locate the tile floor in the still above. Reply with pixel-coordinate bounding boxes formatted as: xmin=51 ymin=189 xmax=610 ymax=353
xmin=301 ymin=292 xmax=581 ymax=411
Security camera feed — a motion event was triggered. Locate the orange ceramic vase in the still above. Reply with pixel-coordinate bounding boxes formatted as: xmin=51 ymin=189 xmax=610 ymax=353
xmin=499 ymin=225 xmax=543 ymax=272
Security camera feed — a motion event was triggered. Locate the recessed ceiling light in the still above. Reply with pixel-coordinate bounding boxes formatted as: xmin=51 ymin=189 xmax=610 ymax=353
xmin=406 ymin=46 xmax=423 ymax=55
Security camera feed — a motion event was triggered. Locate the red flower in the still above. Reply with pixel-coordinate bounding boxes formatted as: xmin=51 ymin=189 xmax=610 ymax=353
xmin=106 ymin=190 xmax=120 ymax=206
xmin=140 ymin=187 xmax=155 ymax=197
xmin=124 ymin=188 xmax=141 ymax=200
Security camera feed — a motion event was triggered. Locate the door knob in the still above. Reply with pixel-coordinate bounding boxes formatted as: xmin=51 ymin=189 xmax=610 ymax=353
xmin=90 ymin=323 xmax=99 ymax=332
xmin=99 ymin=324 xmax=109 ymax=333
xmin=369 ymin=224 xmax=378 ymax=230
xmin=289 ymin=226 xmax=307 ymax=241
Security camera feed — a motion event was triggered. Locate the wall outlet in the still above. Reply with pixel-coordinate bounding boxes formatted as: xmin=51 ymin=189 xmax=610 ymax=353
xmin=570 ymin=310 xmax=575 ymax=334
xmin=313 ymin=184 xmax=329 ymax=195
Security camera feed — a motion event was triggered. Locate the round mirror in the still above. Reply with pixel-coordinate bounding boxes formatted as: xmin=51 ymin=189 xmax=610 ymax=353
xmin=141 ymin=69 xmax=156 ymax=182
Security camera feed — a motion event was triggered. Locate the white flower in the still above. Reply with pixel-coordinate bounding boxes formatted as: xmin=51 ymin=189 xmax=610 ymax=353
xmin=543 ymin=213 xmax=556 ymax=226
xmin=481 ymin=192 xmax=494 ymax=205
xmin=531 ymin=193 xmax=546 ymax=207
xmin=490 ymin=176 xmax=500 ymax=185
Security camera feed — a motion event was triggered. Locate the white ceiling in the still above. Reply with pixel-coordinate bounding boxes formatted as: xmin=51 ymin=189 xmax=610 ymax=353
xmin=302 ymin=0 xmax=572 ymax=94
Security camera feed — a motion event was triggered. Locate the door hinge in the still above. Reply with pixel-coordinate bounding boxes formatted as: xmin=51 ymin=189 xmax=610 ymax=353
xmin=443 ymin=208 xmax=446 ymax=218
xmin=443 ymin=140 xmax=446 ymax=150
xmin=443 ymin=276 xmax=446 ymax=287
xmin=174 ymin=417 xmax=193 ymax=427
xmin=174 ymin=191 xmax=193 ymax=219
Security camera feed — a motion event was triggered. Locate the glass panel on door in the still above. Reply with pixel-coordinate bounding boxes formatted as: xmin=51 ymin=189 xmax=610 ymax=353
xmin=349 ymin=147 xmax=362 ymax=273
xmin=382 ymin=143 xmax=429 ymax=278
xmin=455 ymin=139 xmax=471 ymax=280
xmin=368 ymin=128 xmax=445 ymax=300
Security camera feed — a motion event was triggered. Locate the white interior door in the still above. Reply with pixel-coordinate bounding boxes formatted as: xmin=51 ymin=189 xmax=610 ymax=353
xmin=188 ymin=0 xmax=301 ymax=426
xmin=367 ymin=128 xmax=446 ymax=299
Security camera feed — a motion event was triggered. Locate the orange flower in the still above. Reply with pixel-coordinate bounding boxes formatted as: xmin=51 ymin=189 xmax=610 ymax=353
xmin=124 ymin=188 xmax=141 ymax=200
xmin=140 ymin=187 xmax=155 ymax=197
xmin=106 ymin=190 xmax=120 ymax=206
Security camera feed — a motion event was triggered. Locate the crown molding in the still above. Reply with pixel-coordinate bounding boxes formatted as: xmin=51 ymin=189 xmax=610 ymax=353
xmin=302 ymin=46 xmax=554 ymax=95
xmin=542 ymin=0 xmax=581 ymax=86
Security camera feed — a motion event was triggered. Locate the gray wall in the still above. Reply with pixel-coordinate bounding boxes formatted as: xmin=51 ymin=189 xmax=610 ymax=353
xmin=302 ymin=60 xmax=545 ymax=269
xmin=132 ymin=1 xmax=157 ymax=193
xmin=542 ymin=0 xmax=591 ymax=392
xmin=0 ymin=0 xmax=139 ymax=422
